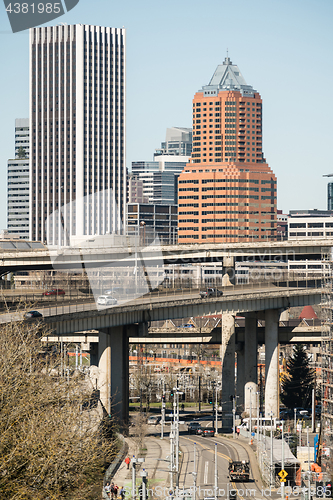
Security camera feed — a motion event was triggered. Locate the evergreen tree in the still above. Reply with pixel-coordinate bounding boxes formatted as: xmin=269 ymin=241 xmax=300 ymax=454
xmin=280 ymin=344 xmax=315 ymax=409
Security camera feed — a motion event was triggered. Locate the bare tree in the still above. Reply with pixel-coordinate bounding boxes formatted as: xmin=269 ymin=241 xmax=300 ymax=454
xmin=0 ymin=318 xmax=116 ymax=499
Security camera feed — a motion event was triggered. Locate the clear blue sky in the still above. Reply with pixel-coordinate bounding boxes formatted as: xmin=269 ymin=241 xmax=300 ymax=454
xmin=0 ymin=0 xmax=332 ymax=231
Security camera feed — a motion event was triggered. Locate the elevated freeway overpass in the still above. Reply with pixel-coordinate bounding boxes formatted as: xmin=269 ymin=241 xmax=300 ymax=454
xmin=0 ymin=237 xmax=331 ymax=275
xmin=19 ymin=280 xmax=319 ymax=426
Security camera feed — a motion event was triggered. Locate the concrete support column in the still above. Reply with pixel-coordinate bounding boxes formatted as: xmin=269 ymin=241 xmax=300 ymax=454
xmin=221 ymin=313 xmax=235 ymax=428
xmin=222 ymin=256 xmax=236 ymax=285
xmin=244 ymin=314 xmax=258 ymax=417
xmin=90 ymin=342 xmax=99 ymax=368
xmin=265 ymin=309 xmax=280 ymax=418
xmin=94 ymin=326 xmax=129 ymax=424
xmin=236 ymin=343 xmax=245 ymax=411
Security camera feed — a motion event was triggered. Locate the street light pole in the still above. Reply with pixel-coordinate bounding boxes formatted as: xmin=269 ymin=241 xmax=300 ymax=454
xmin=281 ymin=420 xmax=285 ymax=500
xmin=161 ymin=385 xmax=165 ymax=440
xmin=270 ymin=412 xmax=274 ymax=488
xmin=169 ymin=424 xmax=174 ymax=490
xmin=232 ymin=396 xmax=236 ymax=439
xmin=249 ymin=386 xmax=252 ymax=444
xmin=192 ymin=442 xmax=197 ymax=500
xmin=214 ymin=381 xmax=218 ymax=435
xmin=307 ymin=426 xmax=311 ymax=500
xmin=131 ymin=456 xmax=137 ymax=500
xmin=256 ymin=391 xmax=260 ymax=443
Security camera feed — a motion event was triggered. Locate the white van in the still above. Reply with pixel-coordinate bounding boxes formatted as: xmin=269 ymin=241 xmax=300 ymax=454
xmin=238 ymin=417 xmax=282 ymax=432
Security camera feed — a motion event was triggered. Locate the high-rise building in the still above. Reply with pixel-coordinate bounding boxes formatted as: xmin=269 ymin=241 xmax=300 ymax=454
xmin=155 ymin=127 xmax=192 ymax=157
xmin=178 ymin=56 xmax=277 ymax=243
xmin=130 ymin=128 xmax=191 ymax=206
xmin=127 ymin=203 xmax=178 ymax=245
xmin=7 ymin=118 xmax=30 ymax=239
xmin=131 ymin=157 xmax=187 ymax=205
xmin=328 ymin=183 xmax=333 ymax=210
xmin=29 ymin=24 xmax=126 ymax=245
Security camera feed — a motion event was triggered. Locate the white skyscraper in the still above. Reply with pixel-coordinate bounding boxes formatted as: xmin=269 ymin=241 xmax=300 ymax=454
xmin=7 ymin=118 xmax=30 ymax=239
xmin=29 ymin=24 xmax=126 ymax=245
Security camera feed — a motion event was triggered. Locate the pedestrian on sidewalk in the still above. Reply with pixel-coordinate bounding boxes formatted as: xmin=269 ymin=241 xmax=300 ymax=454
xmin=105 ymin=482 xmax=111 ymax=498
xmin=125 ymin=456 xmax=130 ymax=469
xmin=236 ymin=427 xmax=240 ymax=438
xmin=110 ymin=482 xmax=115 ymax=499
xmin=120 ymin=486 xmax=125 ymax=500
xmin=114 ymin=484 xmax=119 ymax=499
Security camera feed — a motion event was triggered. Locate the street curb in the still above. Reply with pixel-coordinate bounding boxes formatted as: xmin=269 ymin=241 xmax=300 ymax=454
xmin=103 ymin=434 xmax=129 ymax=499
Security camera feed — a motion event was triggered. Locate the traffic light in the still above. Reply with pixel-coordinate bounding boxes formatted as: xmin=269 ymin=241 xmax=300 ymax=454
xmin=170 ymin=389 xmax=174 ymax=397
xmin=326 ymin=483 xmax=332 ymax=498
xmin=162 ymin=395 xmax=166 ymax=403
xmin=209 ymin=394 xmax=213 ymax=404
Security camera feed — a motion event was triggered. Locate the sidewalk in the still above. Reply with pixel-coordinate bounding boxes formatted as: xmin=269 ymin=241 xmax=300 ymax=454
xmin=110 ymin=433 xmax=171 ymax=498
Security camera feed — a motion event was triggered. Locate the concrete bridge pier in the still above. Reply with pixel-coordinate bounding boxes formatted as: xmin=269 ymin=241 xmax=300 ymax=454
xmin=265 ymin=309 xmax=280 ymax=418
xmin=90 ymin=325 xmax=130 ymax=425
xmin=236 ymin=342 xmax=245 ymax=411
xmin=221 ymin=313 xmax=235 ymax=429
xmin=244 ymin=313 xmax=258 ymax=417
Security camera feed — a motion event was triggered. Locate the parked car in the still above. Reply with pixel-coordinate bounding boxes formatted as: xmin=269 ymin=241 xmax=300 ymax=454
xmin=187 ymin=421 xmax=202 ymax=434
xmin=147 ymin=415 xmax=161 ymax=425
xmin=280 ymin=409 xmax=293 ymax=419
xmin=42 ymin=289 xmax=65 ymax=296
xmin=202 ymin=427 xmax=215 ymax=437
xmin=25 ymin=310 xmax=43 ymax=319
xmin=97 ymin=295 xmax=118 ymax=306
xmin=178 ymin=324 xmax=195 ymax=328
xmin=199 ymin=288 xmax=223 ymax=299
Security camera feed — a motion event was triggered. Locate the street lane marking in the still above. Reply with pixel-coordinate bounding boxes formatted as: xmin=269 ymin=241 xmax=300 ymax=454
xmin=181 ymin=436 xmax=254 ymax=500
xmin=204 ymin=461 xmax=209 ymax=484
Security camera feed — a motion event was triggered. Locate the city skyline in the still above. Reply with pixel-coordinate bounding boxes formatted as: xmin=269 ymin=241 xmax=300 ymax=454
xmin=1 ymin=0 xmax=332 ymax=233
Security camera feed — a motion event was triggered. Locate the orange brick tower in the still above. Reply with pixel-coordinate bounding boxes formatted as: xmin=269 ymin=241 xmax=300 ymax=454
xmin=178 ymin=56 xmax=277 ymax=243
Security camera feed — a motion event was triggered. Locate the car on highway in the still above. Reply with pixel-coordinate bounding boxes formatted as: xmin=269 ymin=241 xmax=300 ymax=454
xmin=97 ymin=295 xmax=118 ymax=306
xmin=178 ymin=324 xmax=195 ymax=328
xmin=42 ymin=289 xmax=65 ymax=296
xmin=199 ymin=288 xmax=223 ymax=299
xmin=202 ymin=427 xmax=215 ymax=437
xmin=25 ymin=310 xmax=43 ymax=319
xmin=187 ymin=421 xmax=202 ymax=434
